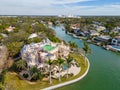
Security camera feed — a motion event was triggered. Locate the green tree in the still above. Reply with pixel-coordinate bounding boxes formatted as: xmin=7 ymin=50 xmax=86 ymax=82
xmin=0 ymin=69 xmax=7 ymax=90
xmin=65 ymin=24 xmax=71 ymax=32
xmin=66 ymin=55 xmax=73 ymax=78
xmin=110 ymin=32 xmax=117 ymax=39
xmin=6 ymin=42 xmax=23 ymax=58
xmin=46 ymin=59 xmax=55 ymax=84
xmin=26 ymin=37 xmax=41 ymax=44
xmin=69 ymin=41 xmax=78 ymax=49
xmin=14 ymin=59 xmax=27 ymax=72
xmin=83 ymin=42 xmax=91 ymax=66
xmin=56 ymin=58 xmax=64 ymax=82
xmin=29 ymin=66 xmax=43 ymax=81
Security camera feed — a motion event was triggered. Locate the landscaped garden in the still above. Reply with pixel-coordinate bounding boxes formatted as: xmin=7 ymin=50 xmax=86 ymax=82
xmin=3 ymin=52 xmax=88 ymax=90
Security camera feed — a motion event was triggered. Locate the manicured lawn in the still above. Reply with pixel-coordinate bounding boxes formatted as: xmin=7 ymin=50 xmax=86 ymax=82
xmin=4 ymin=52 xmax=88 ymax=90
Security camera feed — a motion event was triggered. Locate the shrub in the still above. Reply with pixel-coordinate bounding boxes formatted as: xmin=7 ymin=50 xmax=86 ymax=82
xmin=23 ymin=73 xmax=29 ymax=78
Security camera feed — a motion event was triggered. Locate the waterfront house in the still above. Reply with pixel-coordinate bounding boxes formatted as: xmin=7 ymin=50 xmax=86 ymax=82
xmin=48 ymin=21 xmax=53 ymax=25
xmin=70 ymin=24 xmax=80 ymax=30
xmin=74 ymin=29 xmax=85 ymax=36
xmin=89 ymin=30 xmax=99 ymax=36
xmin=111 ymin=36 xmax=120 ymax=46
xmin=93 ymin=35 xmax=110 ymax=44
xmin=21 ymin=39 xmax=70 ymax=67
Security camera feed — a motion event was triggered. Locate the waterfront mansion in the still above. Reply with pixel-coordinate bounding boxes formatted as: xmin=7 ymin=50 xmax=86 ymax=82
xmin=21 ymin=38 xmax=70 ymax=67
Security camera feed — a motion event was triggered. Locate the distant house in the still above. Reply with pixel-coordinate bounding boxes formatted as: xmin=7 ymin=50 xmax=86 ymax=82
xmin=70 ymin=24 xmax=80 ymax=30
xmin=93 ymin=21 xmax=102 ymax=26
xmin=48 ymin=21 xmax=53 ymax=25
xmin=111 ymin=36 xmax=120 ymax=46
xmin=115 ymin=26 xmax=120 ymax=31
xmin=96 ymin=26 xmax=106 ymax=32
xmin=6 ymin=26 xmax=15 ymax=32
xmin=0 ymin=33 xmax=8 ymax=38
xmin=93 ymin=35 xmax=110 ymax=44
xmin=74 ymin=29 xmax=85 ymax=36
xmin=101 ymin=29 xmax=109 ymax=33
xmin=28 ymin=33 xmax=38 ymax=39
xmin=89 ymin=30 xmax=99 ymax=36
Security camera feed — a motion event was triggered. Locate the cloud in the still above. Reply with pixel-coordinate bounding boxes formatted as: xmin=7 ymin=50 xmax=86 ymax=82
xmin=53 ymin=0 xmax=95 ymax=4
xmin=0 ymin=0 xmax=120 ymax=15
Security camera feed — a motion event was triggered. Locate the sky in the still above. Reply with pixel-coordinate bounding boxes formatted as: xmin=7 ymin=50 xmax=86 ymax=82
xmin=0 ymin=0 xmax=120 ymax=15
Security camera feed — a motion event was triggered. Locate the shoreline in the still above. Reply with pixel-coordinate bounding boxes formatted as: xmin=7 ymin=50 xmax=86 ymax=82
xmin=42 ymin=57 xmax=90 ymax=90
xmin=67 ymin=31 xmax=120 ymax=53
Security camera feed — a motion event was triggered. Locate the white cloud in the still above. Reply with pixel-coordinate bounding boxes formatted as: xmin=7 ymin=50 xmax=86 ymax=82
xmin=0 ymin=0 xmax=120 ymax=15
xmin=53 ymin=0 xmax=95 ymax=4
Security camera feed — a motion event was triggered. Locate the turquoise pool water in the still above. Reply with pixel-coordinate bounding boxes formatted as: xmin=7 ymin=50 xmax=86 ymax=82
xmin=62 ymin=64 xmax=68 ymax=70
xmin=112 ymin=45 xmax=120 ymax=50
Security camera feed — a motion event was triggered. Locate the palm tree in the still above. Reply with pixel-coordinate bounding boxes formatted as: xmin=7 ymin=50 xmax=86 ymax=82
xmin=83 ymin=42 xmax=91 ymax=66
xmin=66 ymin=55 xmax=73 ymax=78
xmin=29 ymin=66 xmax=43 ymax=81
xmin=46 ymin=59 xmax=55 ymax=84
xmin=57 ymin=58 xmax=64 ymax=82
xmin=15 ymin=59 xmax=27 ymax=72
xmin=69 ymin=41 xmax=78 ymax=50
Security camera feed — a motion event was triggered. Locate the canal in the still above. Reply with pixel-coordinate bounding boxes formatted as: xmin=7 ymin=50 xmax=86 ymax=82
xmin=51 ymin=26 xmax=120 ymax=90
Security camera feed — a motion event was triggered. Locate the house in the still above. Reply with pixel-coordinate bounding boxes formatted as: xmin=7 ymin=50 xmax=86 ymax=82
xmin=21 ymin=39 xmax=70 ymax=67
xmin=6 ymin=26 xmax=15 ymax=32
xmin=93 ymin=35 xmax=110 ymax=44
xmin=70 ymin=24 xmax=80 ymax=30
xmin=96 ymin=26 xmax=106 ymax=32
xmin=93 ymin=21 xmax=102 ymax=26
xmin=111 ymin=36 xmax=120 ymax=46
xmin=1 ymin=33 xmax=8 ymax=38
xmin=73 ymin=29 xmax=85 ymax=36
xmin=89 ymin=30 xmax=99 ymax=36
xmin=28 ymin=33 xmax=38 ymax=39
xmin=48 ymin=21 xmax=53 ymax=25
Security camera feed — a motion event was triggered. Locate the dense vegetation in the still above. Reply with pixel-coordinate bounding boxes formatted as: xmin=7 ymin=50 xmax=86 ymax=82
xmin=0 ymin=16 xmax=61 ymax=59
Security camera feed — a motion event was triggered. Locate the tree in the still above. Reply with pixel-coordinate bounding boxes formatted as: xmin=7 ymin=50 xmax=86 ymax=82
xmin=6 ymin=42 xmax=23 ymax=58
xmin=56 ymin=58 xmax=64 ymax=82
xmin=15 ymin=59 xmax=27 ymax=72
xmin=46 ymin=59 xmax=55 ymax=84
xmin=29 ymin=66 xmax=43 ymax=81
xmin=65 ymin=24 xmax=71 ymax=32
xmin=110 ymin=32 xmax=117 ymax=39
xmin=0 ymin=69 xmax=7 ymax=90
xmin=69 ymin=41 xmax=78 ymax=49
xmin=26 ymin=37 xmax=41 ymax=44
xmin=83 ymin=42 xmax=91 ymax=66
xmin=0 ymin=34 xmax=4 ymax=43
xmin=66 ymin=55 xmax=73 ymax=78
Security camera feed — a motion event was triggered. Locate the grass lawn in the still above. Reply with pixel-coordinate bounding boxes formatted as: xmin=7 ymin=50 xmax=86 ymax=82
xmin=4 ymin=52 xmax=88 ymax=90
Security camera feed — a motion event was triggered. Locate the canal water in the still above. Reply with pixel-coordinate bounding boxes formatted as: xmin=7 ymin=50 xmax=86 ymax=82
xmin=52 ymin=26 xmax=120 ymax=90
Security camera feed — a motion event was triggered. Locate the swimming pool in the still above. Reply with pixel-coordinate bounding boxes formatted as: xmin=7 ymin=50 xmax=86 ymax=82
xmin=62 ymin=64 xmax=68 ymax=70
xmin=43 ymin=45 xmax=55 ymax=51
xmin=111 ymin=45 xmax=120 ymax=51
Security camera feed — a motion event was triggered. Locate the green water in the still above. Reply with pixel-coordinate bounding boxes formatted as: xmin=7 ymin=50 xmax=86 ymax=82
xmin=52 ymin=26 xmax=120 ymax=90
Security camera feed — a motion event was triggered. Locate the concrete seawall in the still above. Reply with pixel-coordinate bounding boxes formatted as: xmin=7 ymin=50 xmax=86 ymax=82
xmin=42 ymin=57 xmax=90 ymax=90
